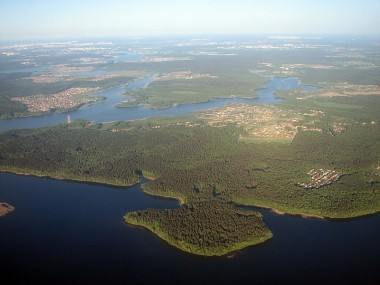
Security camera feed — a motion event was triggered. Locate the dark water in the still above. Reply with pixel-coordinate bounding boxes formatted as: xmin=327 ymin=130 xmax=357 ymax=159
xmin=0 ymin=76 xmax=316 ymax=132
xmin=0 ymin=173 xmax=379 ymax=285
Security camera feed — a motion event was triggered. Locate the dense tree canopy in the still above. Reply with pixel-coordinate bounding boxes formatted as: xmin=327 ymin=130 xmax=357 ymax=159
xmin=0 ymin=110 xmax=379 ymax=255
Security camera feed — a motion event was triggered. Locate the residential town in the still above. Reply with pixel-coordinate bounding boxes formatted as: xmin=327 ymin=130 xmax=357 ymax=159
xmin=199 ymin=103 xmax=324 ymax=141
xmin=298 ymin=169 xmax=342 ymax=189
xmin=11 ymin=87 xmax=100 ymax=112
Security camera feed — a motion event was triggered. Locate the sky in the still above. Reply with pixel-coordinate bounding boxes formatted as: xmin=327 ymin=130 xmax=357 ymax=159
xmin=1 ymin=0 xmax=380 ymax=40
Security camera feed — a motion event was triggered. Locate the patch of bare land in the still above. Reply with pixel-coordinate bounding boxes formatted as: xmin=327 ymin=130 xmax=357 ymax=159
xmin=156 ymin=71 xmax=217 ymax=81
xmin=11 ymin=87 xmax=100 ymax=112
xmin=199 ymin=103 xmax=324 ymax=142
xmin=0 ymin=202 xmax=15 ymax=217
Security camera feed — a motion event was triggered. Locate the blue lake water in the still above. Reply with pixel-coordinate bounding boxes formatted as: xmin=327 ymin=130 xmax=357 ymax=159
xmin=0 ymin=76 xmax=317 ymax=132
xmin=0 ymin=172 xmax=379 ymax=285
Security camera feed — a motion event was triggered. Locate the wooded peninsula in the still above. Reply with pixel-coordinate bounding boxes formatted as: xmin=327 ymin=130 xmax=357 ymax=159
xmin=1 ymin=91 xmax=379 ymax=255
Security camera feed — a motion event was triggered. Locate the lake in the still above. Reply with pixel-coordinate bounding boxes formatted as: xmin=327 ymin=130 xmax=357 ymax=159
xmin=0 ymin=76 xmax=317 ymax=132
xmin=1 ymin=76 xmax=378 ymax=284
xmin=0 ymin=173 xmax=379 ymax=285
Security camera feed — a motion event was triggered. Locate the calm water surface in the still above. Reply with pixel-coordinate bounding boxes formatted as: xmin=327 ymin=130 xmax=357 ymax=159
xmin=0 ymin=173 xmax=379 ymax=285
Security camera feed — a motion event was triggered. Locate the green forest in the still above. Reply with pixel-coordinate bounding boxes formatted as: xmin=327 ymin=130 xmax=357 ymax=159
xmin=1 ymin=36 xmax=380 ymax=257
xmin=1 ymin=99 xmax=379 ymax=255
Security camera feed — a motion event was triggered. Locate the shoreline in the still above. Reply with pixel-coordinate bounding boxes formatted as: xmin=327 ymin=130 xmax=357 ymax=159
xmin=0 ymin=169 xmax=138 ymax=189
xmin=142 ymin=188 xmax=185 ymax=206
xmin=236 ymin=202 xmax=326 ymax=220
xmin=140 ymin=173 xmax=184 ymax=205
xmin=256 ymin=204 xmax=380 ymax=220
xmin=0 ymin=169 xmax=185 ymax=205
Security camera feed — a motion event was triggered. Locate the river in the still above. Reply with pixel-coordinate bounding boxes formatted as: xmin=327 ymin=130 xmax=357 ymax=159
xmin=0 ymin=173 xmax=379 ymax=285
xmin=0 ymin=76 xmax=317 ymax=132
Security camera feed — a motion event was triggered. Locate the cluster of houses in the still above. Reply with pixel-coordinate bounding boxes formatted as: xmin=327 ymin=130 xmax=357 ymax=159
xmin=12 ymin=87 xmax=99 ymax=112
xmin=298 ymin=169 xmax=342 ymax=189
xmin=200 ymin=103 xmax=304 ymax=139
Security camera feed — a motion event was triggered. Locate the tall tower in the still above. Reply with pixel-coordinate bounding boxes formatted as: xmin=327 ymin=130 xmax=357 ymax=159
xmin=67 ymin=115 xmax=72 ymax=124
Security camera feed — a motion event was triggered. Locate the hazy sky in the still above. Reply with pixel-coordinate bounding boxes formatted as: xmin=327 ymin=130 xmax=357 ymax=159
xmin=1 ymin=0 xmax=379 ymax=40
